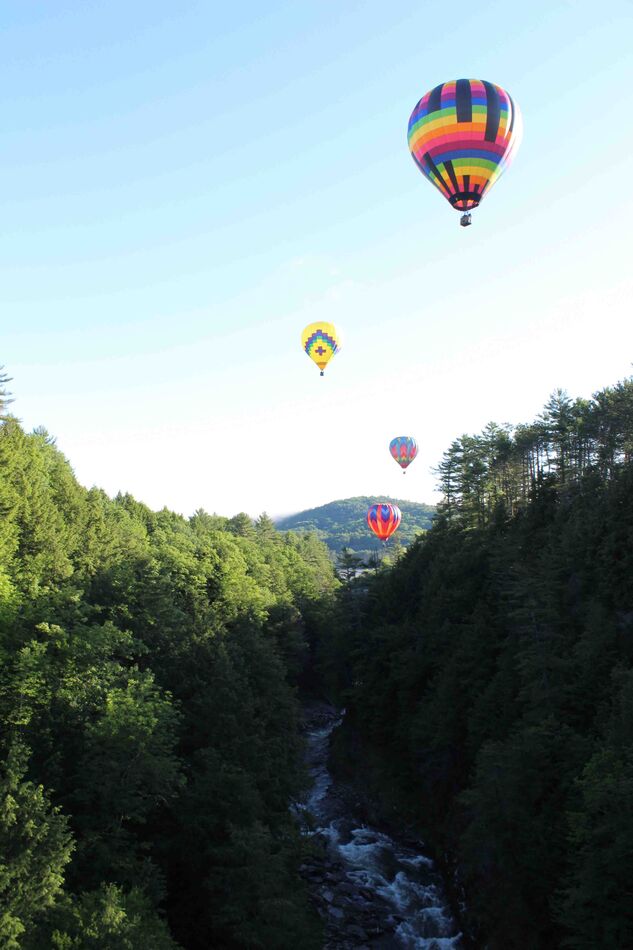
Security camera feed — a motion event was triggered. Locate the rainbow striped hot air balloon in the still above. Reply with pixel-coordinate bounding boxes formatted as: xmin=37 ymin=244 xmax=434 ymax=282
xmin=389 ymin=436 xmax=418 ymax=474
xmin=408 ymin=79 xmax=522 ymax=225
xmin=367 ymin=503 xmax=402 ymax=543
xmin=301 ymin=322 xmax=341 ymax=376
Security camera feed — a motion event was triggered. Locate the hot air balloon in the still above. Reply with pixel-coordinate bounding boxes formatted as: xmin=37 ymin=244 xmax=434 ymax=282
xmin=407 ymin=79 xmax=522 ymax=226
xmin=389 ymin=436 xmax=418 ymax=474
xmin=302 ymin=322 xmax=341 ymax=376
xmin=367 ymin=503 xmax=402 ymax=542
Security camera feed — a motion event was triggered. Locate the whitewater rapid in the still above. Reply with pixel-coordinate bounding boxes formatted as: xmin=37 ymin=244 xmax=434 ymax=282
xmin=294 ymin=704 xmax=464 ymax=949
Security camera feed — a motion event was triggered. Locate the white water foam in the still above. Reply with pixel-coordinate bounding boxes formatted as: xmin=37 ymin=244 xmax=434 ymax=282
xmin=376 ymin=871 xmax=440 ymax=912
xmin=394 ymin=922 xmax=464 ymax=950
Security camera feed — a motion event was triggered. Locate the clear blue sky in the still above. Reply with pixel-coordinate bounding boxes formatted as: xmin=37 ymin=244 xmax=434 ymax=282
xmin=3 ymin=0 xmax=632 ymax=517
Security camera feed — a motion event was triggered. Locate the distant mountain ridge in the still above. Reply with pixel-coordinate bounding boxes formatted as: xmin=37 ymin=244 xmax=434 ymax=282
xmin=276 ymin=496 xmax=435 ymax=562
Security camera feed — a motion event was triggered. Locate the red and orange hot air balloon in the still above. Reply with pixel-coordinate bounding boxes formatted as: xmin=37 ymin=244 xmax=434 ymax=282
xmin=407 ymin=79 xmax=522 ymax=226
xmin=367 ymin=503 xmax=402 ymax=543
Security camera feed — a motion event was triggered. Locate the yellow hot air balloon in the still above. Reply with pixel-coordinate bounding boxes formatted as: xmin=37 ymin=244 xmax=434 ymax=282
xmin=301 ymin=322 xmax=341 ymax=376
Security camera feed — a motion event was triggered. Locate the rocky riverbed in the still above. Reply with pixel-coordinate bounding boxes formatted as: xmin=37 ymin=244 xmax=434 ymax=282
xmin=293 ymin=702 xmax=464 ymax=949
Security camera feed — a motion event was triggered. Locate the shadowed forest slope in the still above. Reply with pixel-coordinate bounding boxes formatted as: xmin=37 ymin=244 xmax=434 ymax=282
xmin=320 ymin=377 xmax=633 ymax=949
xmin=0 ymin=384 xmax=338 ymax=948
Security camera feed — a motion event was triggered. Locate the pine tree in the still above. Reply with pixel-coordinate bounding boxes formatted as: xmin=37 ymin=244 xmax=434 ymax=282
xmin=0 ymin=366 xmax=13 ymax=420
xmin=0 ymin=743 xmax=74 ymax=947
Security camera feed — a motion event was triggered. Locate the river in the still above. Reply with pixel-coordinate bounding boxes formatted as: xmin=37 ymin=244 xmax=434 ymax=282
xmin=294 ymin=702 xmax=464 ymax=949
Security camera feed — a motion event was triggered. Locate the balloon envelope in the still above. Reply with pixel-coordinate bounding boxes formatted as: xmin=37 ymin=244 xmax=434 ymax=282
xmin=302 ymin=322 xmax=341 ymax=375
xmin=408 ymin=79 xmax=522 ymax=213
xmin=389 ymin=436 xmax=418 ymax=472
xmin=367 ymin=503 xmax=402 ymax=542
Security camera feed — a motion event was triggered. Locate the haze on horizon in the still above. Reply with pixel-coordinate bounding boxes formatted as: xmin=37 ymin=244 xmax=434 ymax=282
xmin=2 ymin=1 xmax=632 ymax=518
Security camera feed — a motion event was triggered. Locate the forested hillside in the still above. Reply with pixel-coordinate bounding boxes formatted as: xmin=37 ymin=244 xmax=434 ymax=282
xmin=321 ymin=378 xmax=633 ymax=948
xmin=4 ymin=368 xmax=633 ymax=950
xmin=277 ymin=496 xmax=435 ymax=563
xmin=0 ymin=377 xmax=337 ymax=948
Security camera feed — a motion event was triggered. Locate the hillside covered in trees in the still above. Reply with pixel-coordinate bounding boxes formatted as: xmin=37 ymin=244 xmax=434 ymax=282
xmin=276 ymin=496 xmax=435 ymax=563
xmin=320 ymin=377 xmax=633 ymax=948
xmin=0 ymin=371 xmax=337 ymax=949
